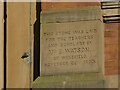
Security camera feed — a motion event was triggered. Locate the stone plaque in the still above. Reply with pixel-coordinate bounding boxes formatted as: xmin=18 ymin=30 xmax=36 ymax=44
xmin=40 ymin=7 xmax=104 ymax=76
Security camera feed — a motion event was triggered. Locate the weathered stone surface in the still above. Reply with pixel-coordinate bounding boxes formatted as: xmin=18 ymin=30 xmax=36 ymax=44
xmin=105 ymin=75 xmax=119 ymax=88
xmin=37 ymin=6 xmax=105 ymax=88
xmin=32 ymin=73 xmax=104 ymax=88
xmin=40 ymin=20 xmax=104 ymax=76
xmin=41 ymin=6 xmax=102 ymax=23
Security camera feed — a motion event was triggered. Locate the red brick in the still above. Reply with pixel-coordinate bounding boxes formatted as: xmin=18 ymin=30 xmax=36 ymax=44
xmin=105 ymin=30 xmax=118 ymax=37
xmin=105 ymin=37 xmax=118 ymax=45
xmin=105 ymin=60 xmax=118 ymax=75
xmin=105 ymin=23 xmax=119 ymax=32
xmin=41 ymin=2 xmax=100 ymax=10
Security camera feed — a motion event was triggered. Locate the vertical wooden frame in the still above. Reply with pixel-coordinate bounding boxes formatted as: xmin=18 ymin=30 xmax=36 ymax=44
xmin=0 ymin=1 xmax=4 ymax=89
xmin=6 ymin=2 xmax=36 ymax=88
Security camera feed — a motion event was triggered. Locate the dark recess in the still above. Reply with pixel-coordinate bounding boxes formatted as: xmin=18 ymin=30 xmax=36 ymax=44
xmin=33 ymin=2 xmax=41 ymax=81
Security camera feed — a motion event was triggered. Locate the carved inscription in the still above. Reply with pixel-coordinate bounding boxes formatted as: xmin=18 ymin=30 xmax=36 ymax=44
xmin=40 ymin=21 xmax=103 ymax=76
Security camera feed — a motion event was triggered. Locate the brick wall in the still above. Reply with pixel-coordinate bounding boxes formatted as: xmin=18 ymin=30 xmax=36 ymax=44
xmin=104 ymin=23 xmax=118 ymax=75
xmin=41 ymin=2 xmax=100 ymax=10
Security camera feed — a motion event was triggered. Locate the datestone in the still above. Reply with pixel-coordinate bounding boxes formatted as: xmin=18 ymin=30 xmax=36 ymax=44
xmin=34 ymin=6 xmax=105 ymax=88
xmin=40 ymin=20 xmax=104 ymax=76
